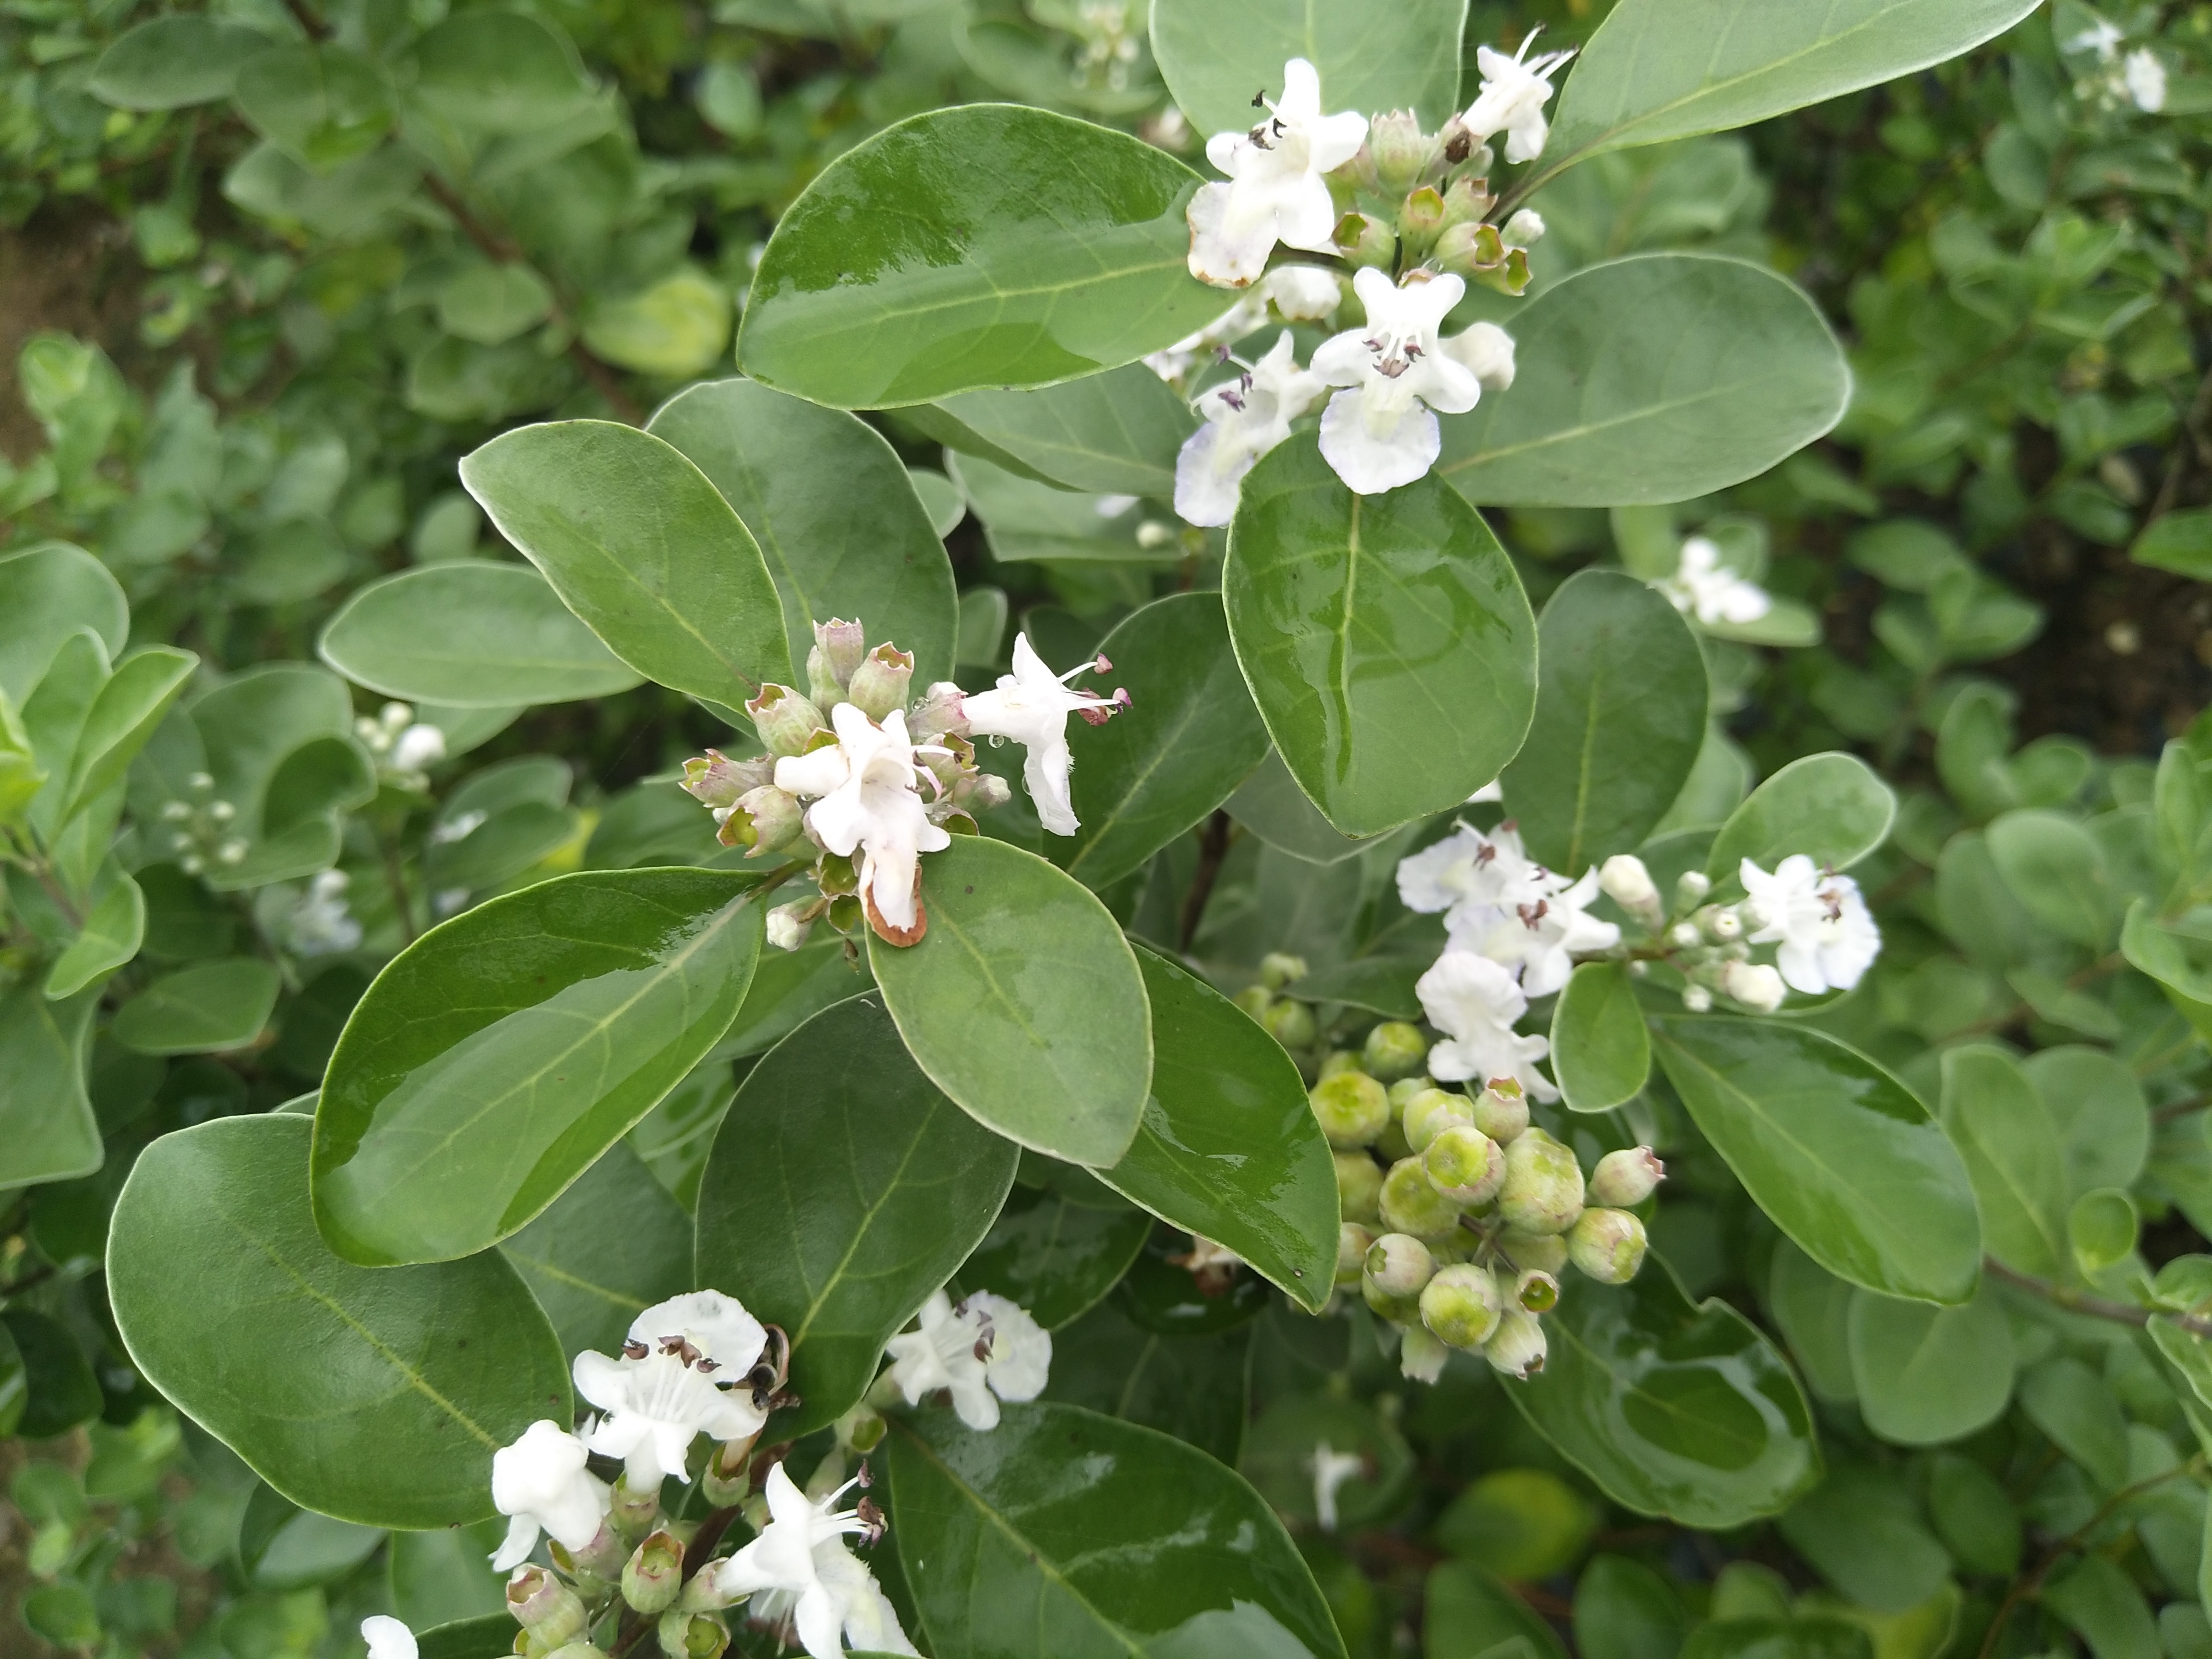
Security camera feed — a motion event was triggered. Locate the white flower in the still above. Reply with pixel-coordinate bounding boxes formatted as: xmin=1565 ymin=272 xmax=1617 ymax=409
xmin=708 ymin=1463 xmax=916 ymax=1659
xmin=1720 ymin=959 xmax=1787 ymax=1014
xmin=2125 ymin=48 xmax=2167 ymax=111
xmin=1659 ymin=536 xmax=1772 ymax=627
xmin=960 ymin=634 xmax=1124 ymax=837
xmin=1450 ymin=865 xmax=1621 ymax=998
xmin=1739 ymin=856 xmax=1881 ymax=995
xmin=1441 ymin=323 xmax=1517 ymax=394
xmin=1265 ymin=264 xmax=1344 ymax=320
xmin=1313 ymin=269 xmax=1482 ymax=494
xmin=1461 ymin=33 xmax=1576 ymax=165
xmin=776 ymin=704 xmax=950 ymax=933
xmin=1174 ymin=332 xmax=1328 ymax=527
xmin=287 ymin=870 xmax=362 ymax=957
xmin=574 ymin=1290 xmax=770 ymax=1488
xmin=361 ymin=1618 xmax=416 ymax=1659
xmin=1395 ymin=821 xmax=1549 ymax=919
xmin=1310 ymin=1442 xmax=1364 ymax=1532
xmin=390 ymin=722 xmax=446 ymax=774
xmin=1187 ymin=58 xmax=1368 ymax=287
xmin=1501 ymin=208 xmax=1546 ymax=248
xmin=881 ymin=1289 xmax=1051 ymax=1431
xmin=2068 ymin=17 xmax=2124 ymax=59
xmin=490 ymin=1419 xmax=611 ymax=1573
xmin=1416 ymin=950 xmax=1557 ymax=1101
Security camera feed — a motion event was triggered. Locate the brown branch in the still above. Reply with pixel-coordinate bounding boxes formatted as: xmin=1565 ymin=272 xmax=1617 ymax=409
xmin=281 ymin=0 xmax=332 ymax=40
xmin=2155 ymin=1091 xmax=2211 ymax=1124
xmin=1178 ymin=810 xmax=1233 ymax=952
xmin=681 ymin=1506 xmax=741 ymax=1581
xmin=1983 ymin=1257 xmax=2212 ymax=1339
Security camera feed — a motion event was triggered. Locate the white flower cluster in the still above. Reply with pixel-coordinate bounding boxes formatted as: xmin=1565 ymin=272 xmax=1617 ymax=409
xmin=2068 ymin=14 xmax=2167 ymax=112
xmin=355 ymin=699 xmax=446 ymax=785
xmin=1657 ymin=534 xmax=1772 ymax=628
xmin=879 ymin=1288 xmax=1052 ymax=1431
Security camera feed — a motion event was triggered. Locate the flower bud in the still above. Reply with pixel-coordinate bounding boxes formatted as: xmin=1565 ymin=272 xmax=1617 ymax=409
xmin=1380 ymin=1156 xmax=1463 ymax=1241
xmin=610 ymin=1477 xmax=660 ymax=1534
xmin=1387 ymin=1076 xmax=1433 ymax=1111
xmin=1497 ymin=1130 xmax=1585 ymax=1236
xmin=1668 ymin=921 xmax=1704 ymax=950
xmin=1399 ymin=185 xmax=1446 ymax=248
xmin=1262 ymin=998 xmax=1317 ymax=1051
xmin=1260 ymin=951 xmax=1309 ymax=989
xmin=1361 ymin=1021 xmax=1428 ymax=1082
xmin=1588 ymin=1147 xmax=1665 ymax=1208
xmin=1264 ymin=265 xmax=1342 ymax=321
xmin=623 ymin=1529 xmax=685 ymax=1615
xmin=508 ymin=1566 xmax=589 ymax=1648
xmin=1437 ymin=118 xmax=1492 ymax=172
xmin=1402 ymin=1088 xmax=1474 ymax=1153
xmin=552 ymin=1521 xmax=627 ymax=1582
xmin=1332 ymin=211 xmax=1395 ymax=268
xmin=1721 ymin=960 xmax=1786 ymax=1014
xmin=1473 ymin=246 xmax=1531 ymax=296
xmin=1419 ymin=1262 xmax=1502 ymax=1350
xmin=1336 ymin=1221 xmax=1376 ymax=1286
xmin=1334 ymin=1151 xmax=1384 ymax=1225
xmin=1436 ymin=174 xmax=1495 ymax=231
xmin=1599 ymin=854 xmax=1661 ymax=925
xmin=1317 ymin=1050 xmax=1360 ymax=1080
xmin=1681 ymin=984 xmax=1714 ymax=1013
xmin=845 ymin=644 xmax=914 ymax=721
xmin=1484 ymin=1307 xmax=1548 ymax=1379
xmin=657 ymin=1611 xmax=727 ymax=1659
xmin=1372 ymin=1118 xmax=1413 ymax=1165
xmin=1364 ymin=1231 xmax=1435 ymax=1298
xmin=1514 ymin=1268 xmax=1560 ymax=1312
xmin=1368 ymin=109 xmax=1439 ymax=193
xmin=1232 ymin=985 xmax=1273 ymax=1020
xmin=746 ymin=685 xmax=829 ymax=757
xmin=1432 ymin=220 xmax=1504 ymax=279
xmin=699 ymin=1435 xmax=757 ymax=1507
xmin=1400 ymin=1324 xmax=1449 ymax=1383
xmin=1501 ymin=208 xmax=1546 ymax=248
xmin=1568 ymin=1208 xmax=1648 ymax=1284
xmin=1423 ymin=1125 xmax=1505 ymax=1207
xmin=1500 ymin=1228 xmax=1568 ymax=1274
xmin=1310 ymin=1071 xmax=1390 ymax=1148
xmin=1699 ymin=904 xmax=1743 ymax=942
xmin=907 ymin=681 xmax=969 ymax=743
xmin=765 ymin=899 xmax=821 ymax=953
xmin=807 ymin=617 xmax=867 ymax=702
xmin=720 ymin=785 xmax=805 ymax=854
xmin=1674 ymin=868 xmax=1712 ymax=911
xmin=1469 ymin=1081 xmax=1529 ymax=1145
xmin=682 ymin=750 xmax=774 ymax=810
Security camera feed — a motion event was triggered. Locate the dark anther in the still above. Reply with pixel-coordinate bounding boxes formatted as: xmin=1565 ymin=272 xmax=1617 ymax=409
xmin=697 ymin=1357 xmax=720 ymax=1374
xmin=1475 ymin=843 xmax=1497 ymax=866
xmin=1444 ymin=131 xmax=1471 ymax=164
xmin=856 ymin=1495 xmax=887 ymax=1544
xmin=1517 ymin=900 xmax=1548 ymax=930
xmin=1251 ymin=89 xmax=1267 ymax=108
xmin=622 ymin=1339 xmax=649 ymax=1360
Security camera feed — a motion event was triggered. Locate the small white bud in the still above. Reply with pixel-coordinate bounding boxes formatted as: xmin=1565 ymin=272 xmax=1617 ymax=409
xmin=1721 ymin=960 xmax=1786 ymax=1014
xmin=765 ymin=900 xmax=818 ymax=953
xmin=160 ymin=801 xmax=191 ymax=821
xmin=1598 ymin=854 xmax=1661 ymax=924
xmin=1674 ymin=869 xmax=1711 ymax=910
xmin=1703 ymin=905 xmax=1743 ymax=942
xmin=1668 ymin=922 xmax=1703 ymax=950
xmin=1502 ymin=208 xmax=1546 ymax=248
xmin=380 ymin=701 xmax=414 ymax=730
xmin=1135 ymin=520 xmax=1176 ymax=549
xmin=170 ymin=831 xmax=194 ymax=852
xmin=1681 ymin=984 xmax=1714 ymax=1013
xmin=188 ymin=771 xmax=214 ymax=792
xmin=209 ymin=800 xmax=236 ymax=823
xmin=391 ymin=724 xmax=447 ymax=773
xmin=217 ymin=839 xmax=248 ymax=865
xmin=1483 ymin=1307 xmax=1548 ymax=1380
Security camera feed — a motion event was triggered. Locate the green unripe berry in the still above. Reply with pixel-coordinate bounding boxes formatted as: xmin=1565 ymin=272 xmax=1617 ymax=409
xmin=1470 ymin=1081 xmax=1530 ymax=1144
xmin=1261 ymin=998 xmax=1317 ymax=1050
xmin=1380 ymin=1156 xmax=1463 ymax=1241
xmin=1497 ymin=1128 xmax=1586 ymax=1236
xmin=1589 ymin=1147 xmax=1665 ymax=1208
xmin=1373 ymin=1119 xmax=1412 ymax=1163
xmin=1336 ymin=1222 xmax=1376 ymax=1286
xmin=1232 ymin=985 xmax=1273 ymax=1020
xmin=1362 ymin=1021 xmax=1429 ymax=1082
xmin=1334 ymin=1150 xmax=1384 ymax=1225
xmin=1514 ymin=1268 xmax=1560 ymax=1312
xmin=1567 ymin=1207 xmax=1648 ymax=1284
xmin=1402 ymin=1087 xmax=1474 ymax=1153
xmin=1423 ymin=1124 xmax=1505 ymax=1206
xmin=1364 ymin=1230 xmax=1436 ymax=1298
xmin=1387 ymin=1075 xmax=1435 ymax=1112
xmin=1419 ymin=1263 xmax=1503 ymax=1350
xmin=1317 ymin=1049 xmax=1362 ymax=1080
xmin=1499 ymin=1227 xmax=1568 ymax=1274
xmin=1260 ymin=951 xmax=1309 ymax=990
xmin=1310 ymin=1070 xmax=1390 ymax=1148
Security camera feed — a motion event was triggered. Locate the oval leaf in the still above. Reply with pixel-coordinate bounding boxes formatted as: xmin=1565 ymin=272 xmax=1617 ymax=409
xmin=111 ymin=959 xmax=280 ymax=1056
xmin=694 ymin=994 xmax=1018 ymax=1437
xmin=737 ymin=105 xmax=1221 ymax=407
xmin=1225 ymin=438 xmax=1538 ymax=837
xmin=460 ymin=421 xmax=791 ymax=710
xmin=1939 ymin=1046 xmax=2068 ymax=1280
xmin=314 ymin=869 xmax=765 ymax=1265
xmin=1437 ymin=255 xmax=1849 ymax=508
xmin=1847 ymin=1282 xmax=2015 ymax=1446
xmin=1551 ymin=961 xmax=1651 ymax=1114
xmin=1651 ymin=1016 xmax=1980 ymax=1304
xmin=0 ymin=542 xmax=126 ymax=708
xmin=0 ymin=986 xmax=100 ymax=1191
xmin=1151 ymin=0 xmax=1468 ymax=141
xmin=89 ymin=14 xmax=274 ymax=109
xmin=870 ymin=836 xmax=1151 ymax=1167
xmin=1055 ymin=592 xmax=1271 ymax=890
xmin=319 ymin=564 xmax=643 ymax=709
xmin=500 ymin=1142 xmax=694 ymax=1360
xmin=1706 ymin=752 xmax=1897 ymax=882
xmin=932 ymin=362 xmax=1196 ymax=497
xmin=108 ymin=1115 xmax=569 ymax=1528
xmin=646 ymin=380 xmax=959 ymax=685
xmin=957 ymin=1183 xmax=1150 ymax=1330
xmin=888 ymin=1400 xmax=1346 ymax=1659
xmin=1501 ymin=569 xmax=1707 ymax=873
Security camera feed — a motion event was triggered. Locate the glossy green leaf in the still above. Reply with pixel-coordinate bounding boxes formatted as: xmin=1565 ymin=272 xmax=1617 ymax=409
xmin=44 ymin=866 xmax=144 ymax=998
xmin=462 ymin=421 xmax=792 ymax=709
xmin=1986 ymin=809 xmax=2119 ymax=949
xmin=694 ymin=995 xmax=1018 ymax=1436
xmin=1151 ymin=0 xmax=1468 ymax=140
xmin=108 ymin=1115 xmax=570 ymax=1528
xmin=1506 ymin=1258 xmax=1819 ymax=1529
xmin=958 ymin=1183 xmax=1150 ymax=1330
xmin=1706 ymin=753 xmax=1897 ymax=883
xmin=737 ymin=105 xmax=1221 ymax=407
xmin=647 ymin=379 xmax=959 ymax=685
xmin=1575 ymin=1555 xmax=1690 ymax=1659
xmin=500 ymin=1142 xmax=693 ymax=1359
xmin=1846 ymin=1282 xmax=2015 ymax=1445
xmin=0 ymin=985 xmax=100 ymax=1191
xmin=3 ymin=1310 xmax=100 ymax=1437
xmin=888 ymin=1401 xmax=1346 ymax=1659
xmin=1437 ymin=256 xmax=1849 ymax=508
xmin=313 ymin=869 xmax=765 ymax=1265
xmin=1290 ymin=955 xmax=1426 ymax=1020
xmin=0 ymin=542 xmax=126 ymax=707
xmin=318 ymin=563 xmax=643 ymax=708
xmin=111 ymin=959 xmax=280 ymax=1056
xmin=1544 ymin=0 xmax=2042 ymax=171
xmin=1651 ymin=1017 xmax=1980 ymax=1304
xmin=1040 ymin=1299 xmax=1251 ymax=1463
xmin=90 ymin=14 xmax=275 ymax=108
xmin=1100 ymin=949 xmax=1338 ymax=1309
xmin=933 ymin=363 xmax=1196 ymax=497
xmin=1055 ymin=592 xmax=1271 ymax=890
xmin=1551 ymin=962 xmax=1652 ymax=1114
xmin=1766 ymin=1241 xmax=1857 ymax=1404
xmin=1938 ymin=1046 xmax=2068 ymax=1279
xmin=405 ymin=10 xmax=597 ymax=133
xmin=870 ymin=835 xmax=1151 ymax=1167
xmin=2025 ymin=1046 xmax=2150 ymax=1198
xmin=1249 ymin=1394 xmax=1417 ymax=1534
xmin=0 ymin=1322 xmax=23 ymax=1438
xmin=1425 ymin=1562 xmax=1568 ymax=1659
xmin=1502 ymin=569 xmax=1706 ymax=873
xmin=1223 ymin=747 xmax=1380 ymax=865
xmin=1224 ymin=438 xmax=1538 ymax=837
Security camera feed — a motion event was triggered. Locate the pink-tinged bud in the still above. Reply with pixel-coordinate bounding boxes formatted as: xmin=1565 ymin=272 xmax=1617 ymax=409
xmin=1423 ymin=1125 xmax=1505 ymax=1206
xmin=846 ymin=643 xmax=914 ymax=721
xmin=1380 ymin=1156 xmax=1462 ymax=1241
xmin=1497 ymin=1130 xmax=1585 ymax=1236
xmin=508 ymin=1566 xmax=589 ymax=1647
xmin=1402 ymin=1088 xmax=1474 ymax=1154
xmin=622 ymin=1529 xmax=685 ymax=1616
xmin=681 ymin=749 xmax=771 ymax=809
xmin=1589 ymin=1147 xmax=1665 ymax=1208
xmin=1470 ymin=1081 xmax=1529 ymax=1144
xmin=907 ymin=681 xmax=969 ymax=743
xmin=719 ymin=785 xmax=805 ymax=854
xmin=806 ymin=617 xmax=867 ymax=703
xmin=1419 ymin=1262 xmax=1502 ymax=1350
xmin=1500 ymin=1228 xmax=1568 ymax=1274
xmin=746 ymin=685 xmax=829 ymax=757
xmin=1568 ymin=1208 xmax=1648 ymax=1284
xmin=1336 ymin=1221 xmax=1376 ymax=1286
xmin=1334 ymin=1151 xmax=1383 ymax=1226
xmin=1484 ymin=1307 xmax=1547 ymax=1379
xmin=1514 ymin=1268 xmax=1560 ymax=1312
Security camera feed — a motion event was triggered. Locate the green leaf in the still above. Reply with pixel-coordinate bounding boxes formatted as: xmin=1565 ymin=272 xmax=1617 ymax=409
xmin=2132 ymin=508 xmax=2212 ymax=578
xmin=319 ymin=564 xmax=643 ymax=709
xmin=1437 ymin=256 xmax=1849 ymax=508
xmin=1651 ymin=1017 xmax=1981 ymax=1304
xmin=1545 ymin=0 xmax=2044 ymax=171
xmin=58 ymin=647 xmax=196 ymax=828
xmin=1506 ymin=1257 xmax=1818 ymax=1529
xmin=1151 ymin=0 xmax=1468 ymax=141
xmin=1425 ymin=1562 xmax=1568 ymax=1659
xmin=1501 ymin=569 xmax=1707 ymax=873
xmin=1777 ymin=1467 xmax=1950 ymax=1616
xmin=2020 ymin=1355 xmax=2131 ymax=1491
xmin=2026 ymin=1046 xmax=2149 ymax=1197
xmin=0 ymin=986 xmax=100 ymax=1191
xmin=933 ymin=362 xmax=1196 ymax=497
xmin=413 ymin=1616 xmax=520 ymax=1659
xmin=89 ymin=14 xmax=274 ymax=109
xmin=958 ymin=1183 xmax=1149 ymax=1330
xmin=1551 ymin=962 xmax=1652 ymax=1114
xmin=1250 ymin=1395 xmax=1416 ymax=1535
xmin=2068 ymin=1189 xmax=2139 ymax=1275
xmin=405 ymin=9 xmax=596 ymax=134
xmin=313 ymin=869 xmax=765 ymax=1265
xmin=1766 ymin=1241 xmax=1857 ymax=1405
xmin=1938 ymin=1046 xmax=2068 ymax=1280
xmin=1986 ymin=809 xmax=2118 ymax=949
xmin=1845 ymin=1282 xmax=2015 ymax=1445
xmin=109 ymin=1115 xmax=569 ymax=1527
xmin=887 ymin=1401 xmax=1346 ymax=1659
xmin=2 ymin=1310 xmax=100 ymax=1436
xmin=1575 ymin=1555 xmax=1690 ymax=1659
xmin=233 ymin=44 xmax=392 ymax=170
xmin=111 ymin=959 xmax=280 ymax=1056
xmin=580 ymin=268 xmax=732 ymax=380
xmin=869 ymin=836 xmax=1152 ymax=1167
xmin=1223 ymin=747 xmax=1381 ymax=865
xmin=1224 ymin=438 xmax=1538 ymax=837
xmin=694 ymin=995 xmax=1018 ymax=1436
xmin=1040 ymin=1299 xmax=1251 ymax=1463
xmin=500 ymin=1142 xmax=693 ymax=1360
xmin=0 ymin=542 xmax=126 ymax=708
xmin=737 ymin=106 xmax=1220 ymax=407
xmin=1055 ymin=592 xmax=1271 ymax=890
xmin=1099 ymin=949 xmax=1338 ymax=1309
xmin=1706 ymin=753 xmax=1897 ymax=883
xmin=44 ymin=866 xmax=144 ymax=999
xmin=461 ymin=421 xmax=792 ymax=709
xmin=646 ymin=379 xmax=959 ymax=685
